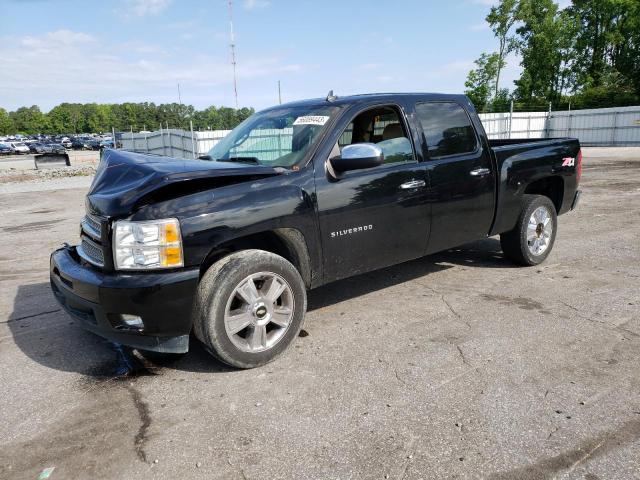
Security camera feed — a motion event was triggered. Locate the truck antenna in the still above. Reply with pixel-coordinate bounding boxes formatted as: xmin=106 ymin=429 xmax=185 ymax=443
xmin=326 ymin=90 xmax=337 ymax=102
xmin=228 ymin=0 xmax=239 ymax=109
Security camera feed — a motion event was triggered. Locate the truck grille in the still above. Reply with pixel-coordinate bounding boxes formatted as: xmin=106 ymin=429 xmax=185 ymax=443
xmin=78 ymin=236 xmax=105 ymax=267
xmin=81 ymin=214 xmax=103 ymax=241
xmin=78 ymin=213 xmax=109 ymax=268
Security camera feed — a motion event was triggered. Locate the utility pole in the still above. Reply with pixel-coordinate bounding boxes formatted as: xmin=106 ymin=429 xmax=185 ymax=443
xmin=508 ymin=100 xmax=514 ymax=139
xmin=228 ymin=0 xmax=239 ymax=109
xmin=278 ymin=80 xmax=282 ymax=105
xmin=177 ymin=83 xmax=183 ymax=129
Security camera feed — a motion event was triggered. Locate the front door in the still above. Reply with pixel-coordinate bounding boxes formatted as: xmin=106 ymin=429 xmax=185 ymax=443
xmin=314 ymin=104 xmax=430 ymax=283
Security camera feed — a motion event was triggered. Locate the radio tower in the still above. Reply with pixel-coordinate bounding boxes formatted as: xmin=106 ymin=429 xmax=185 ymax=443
xmin=228 ymin=0 xmax=239 ymax=109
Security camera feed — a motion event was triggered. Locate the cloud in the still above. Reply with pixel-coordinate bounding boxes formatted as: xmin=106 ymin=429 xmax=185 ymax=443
xmin=440 ymin=60 xmax=476 ymax=72
xmin=243 ymin=0 xmax=270 ymax=10
xmin=125 ymin=0 xmax=171 ymax=17
xmin=376 ymin=75 xmax=399 ymax=84
xmin=358 ymin=63 xmax=382 ymax=70
xmin=469 ymin=22 xmax=489 ymax=32
xmin=167 ymin=20 xmax=196 ymax=30
xmin=0 ymin=29 xmax=307 ymax=110
xmin=21 ymin=30 xmax=95 ymax=50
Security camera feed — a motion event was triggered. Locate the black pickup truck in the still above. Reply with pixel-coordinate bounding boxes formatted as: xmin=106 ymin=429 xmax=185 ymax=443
xmin=50 ymin=93 xmax=582 ymax=368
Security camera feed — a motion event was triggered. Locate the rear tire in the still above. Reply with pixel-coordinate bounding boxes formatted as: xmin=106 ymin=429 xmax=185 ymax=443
xmin=193 ymin=249 xmax=307 ymax=369
xmin=500 ymin=194 xmax=557 ymax=266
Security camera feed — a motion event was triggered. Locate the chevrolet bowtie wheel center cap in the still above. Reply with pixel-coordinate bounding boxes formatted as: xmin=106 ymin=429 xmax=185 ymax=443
xmin=253 ymin=301 xmax=270 ymax=324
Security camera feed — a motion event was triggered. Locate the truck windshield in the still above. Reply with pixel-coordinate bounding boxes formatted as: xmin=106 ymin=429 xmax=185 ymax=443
xmin=206 ymin=105 xmax=339 ymax=168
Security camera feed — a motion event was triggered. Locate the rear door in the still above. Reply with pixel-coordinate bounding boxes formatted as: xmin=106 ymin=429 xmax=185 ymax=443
xmin=414 ymin=101 xmax=496 ymax=253
xmin=314 ymin=103 xmax=430 ymax=282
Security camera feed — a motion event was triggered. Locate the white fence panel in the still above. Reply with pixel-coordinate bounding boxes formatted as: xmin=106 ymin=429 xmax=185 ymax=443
xmin=195 ymin=130 xmax=231 ymax=156
xmin=480 ymin=105 xmax=640 ymax=146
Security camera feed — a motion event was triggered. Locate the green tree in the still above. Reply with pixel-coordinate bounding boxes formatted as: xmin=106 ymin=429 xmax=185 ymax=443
xmin=464 ymin=52 xmax=504 ymax=111
xmin=513 ymin=0 xmax=577 ymax=105
xmin=47 ymin=103 xmax=87 ymax=133
xmin=491 ymin=88 xmax=512 ymax=111
xmin=10 ymin=105 xmax=49 ymax=134
xmin=0 ymin=108 xmax=15 ymax=135
xmin=1 ymin=102 xmax=255 ymax=135
xmin=85 ymin=103 xmax=113 ymax=133
xmin=570 ymin=0 xmax=640 ymax=95
xmin=487 ymin=0 xmax=518 ymax=98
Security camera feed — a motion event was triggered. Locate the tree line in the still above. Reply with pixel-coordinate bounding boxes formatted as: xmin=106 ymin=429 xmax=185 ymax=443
xmin=465 ymin=0 xmax=640 ymax=112
xmin=0 ymin=102 xmax=255 ymax=135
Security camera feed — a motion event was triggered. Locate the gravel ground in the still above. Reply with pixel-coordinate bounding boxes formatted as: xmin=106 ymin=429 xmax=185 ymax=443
xmin=0 ymin=151 xmax=98 ymax=193
xmin=0 ymin=147 xmax=638 ymax=480
xmin=0 ymin=175 xmax=94 ymax=194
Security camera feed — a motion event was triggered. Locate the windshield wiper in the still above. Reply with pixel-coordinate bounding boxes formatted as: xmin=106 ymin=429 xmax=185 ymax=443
xmin=222 ymin=157 xmax=261 ymax=165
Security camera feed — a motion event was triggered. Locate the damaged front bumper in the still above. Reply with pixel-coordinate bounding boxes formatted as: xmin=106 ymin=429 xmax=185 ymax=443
xmin=50 ymin=246 xmax=199 ymax=353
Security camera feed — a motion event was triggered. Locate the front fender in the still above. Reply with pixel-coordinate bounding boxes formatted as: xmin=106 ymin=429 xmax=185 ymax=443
xmin=130 ymin=168 xmax=322 ymax=285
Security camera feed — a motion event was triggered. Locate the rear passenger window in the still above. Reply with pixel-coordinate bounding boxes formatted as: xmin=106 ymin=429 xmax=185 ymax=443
xmin=415 ymin=102 xmax=478 ymax=158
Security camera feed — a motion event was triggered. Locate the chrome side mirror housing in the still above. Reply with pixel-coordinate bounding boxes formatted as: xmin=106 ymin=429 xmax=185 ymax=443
xmin=329 ymin=143 xmax=384 ymax=173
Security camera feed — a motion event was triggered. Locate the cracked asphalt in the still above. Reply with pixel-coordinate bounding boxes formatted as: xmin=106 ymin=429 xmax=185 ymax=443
xmin=0 ymin=147 xmax=639 ymax=480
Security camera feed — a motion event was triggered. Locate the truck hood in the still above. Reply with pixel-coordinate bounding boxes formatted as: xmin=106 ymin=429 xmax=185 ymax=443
xmin=86 ymin=149 xmax=280 ymax=217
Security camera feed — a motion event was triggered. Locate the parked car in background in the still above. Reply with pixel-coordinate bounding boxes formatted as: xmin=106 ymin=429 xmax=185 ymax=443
xmin=71 ymin=138 xmax=91 ymax=150
xmin=0 ymin=144 xmax=13 ymax=155
xmin=9 ymin=142 xmax=30 ymax=154
xmin=85 ymin=139 xmax=101 ymax=150
xmin=38 ymin=143 xmax=67 ymax=154
xmin=28 ymin=142 xmax=45 ymax=153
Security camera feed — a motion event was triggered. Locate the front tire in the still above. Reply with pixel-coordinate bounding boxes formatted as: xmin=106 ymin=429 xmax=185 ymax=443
xmin=193 ymin=249 xmax=307 ymax=369
xmin=500 ymin=194 xmax=557 ymax=266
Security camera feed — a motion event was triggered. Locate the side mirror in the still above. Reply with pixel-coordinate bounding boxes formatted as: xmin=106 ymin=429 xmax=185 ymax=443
xmin=329 ymin=143 xmax=384 ymax=173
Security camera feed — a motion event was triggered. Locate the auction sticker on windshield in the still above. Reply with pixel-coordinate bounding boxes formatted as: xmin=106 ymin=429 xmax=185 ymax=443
xmin=293 ymin=116 xmax=330 ymax=126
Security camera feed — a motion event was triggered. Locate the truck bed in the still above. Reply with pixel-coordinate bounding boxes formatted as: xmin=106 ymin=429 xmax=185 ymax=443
xmin=487 ymin=136 xmax=581 ymax=237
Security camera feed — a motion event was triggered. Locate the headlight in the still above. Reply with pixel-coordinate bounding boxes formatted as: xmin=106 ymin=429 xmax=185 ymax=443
xmin=113 ymin=218 xmax=183 ymax=270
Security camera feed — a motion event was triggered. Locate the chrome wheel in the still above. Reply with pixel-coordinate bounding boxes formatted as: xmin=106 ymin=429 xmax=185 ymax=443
xmin=224 ymin=272 xmax=295 ymax=353
xmin=527 ymin=206 xmax=553 ymax=256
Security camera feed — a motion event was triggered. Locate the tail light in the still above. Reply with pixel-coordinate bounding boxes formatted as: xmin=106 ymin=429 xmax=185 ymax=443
xmin=576 ymin=149 xmax=582 ymax=184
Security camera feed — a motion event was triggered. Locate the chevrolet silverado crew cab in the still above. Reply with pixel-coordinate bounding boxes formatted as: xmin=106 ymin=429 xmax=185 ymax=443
xmin=50 ymin=93 xmax=582 ymax=368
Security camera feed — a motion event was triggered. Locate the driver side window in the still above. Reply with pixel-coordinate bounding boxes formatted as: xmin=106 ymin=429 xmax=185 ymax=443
xmin=338 ymin=106 xmax=414 ymax=165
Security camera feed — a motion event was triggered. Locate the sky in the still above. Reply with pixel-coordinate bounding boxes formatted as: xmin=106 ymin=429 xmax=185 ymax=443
xmin=0 ymin=0 xmax=551 ymax=112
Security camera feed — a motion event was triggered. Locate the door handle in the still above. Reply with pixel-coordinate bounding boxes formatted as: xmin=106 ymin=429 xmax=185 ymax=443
xmin=470 ymin=168 xmax=491 ymax=177
xmin=399 ymin=179 xmax=426 ymax=190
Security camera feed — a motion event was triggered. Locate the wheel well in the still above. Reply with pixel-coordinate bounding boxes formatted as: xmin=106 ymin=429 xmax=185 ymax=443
xmin=199 ymin=228 xmax=312 ymax=288
xmin=524 ymin=176 xmax=564 ymax=213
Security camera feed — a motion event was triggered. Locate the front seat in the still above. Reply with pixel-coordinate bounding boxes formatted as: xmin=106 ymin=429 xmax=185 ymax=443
xmin=382 ymin=123 xmax=403 ymax=140
xmin=378 ymin=123 xmax=412 ymax=163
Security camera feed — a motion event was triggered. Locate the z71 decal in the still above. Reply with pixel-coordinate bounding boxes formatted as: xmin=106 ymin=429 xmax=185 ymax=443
xmin=562 ymin=157 xmax=575 ymax=167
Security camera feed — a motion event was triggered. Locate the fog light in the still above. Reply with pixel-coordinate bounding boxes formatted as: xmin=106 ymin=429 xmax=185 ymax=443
xmin=120 ymin=314 xmax=143 ymax=328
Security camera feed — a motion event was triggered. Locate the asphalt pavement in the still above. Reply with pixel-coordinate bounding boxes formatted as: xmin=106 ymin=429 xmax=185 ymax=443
xmin=0 ymin=147 xmax=638 ymax=480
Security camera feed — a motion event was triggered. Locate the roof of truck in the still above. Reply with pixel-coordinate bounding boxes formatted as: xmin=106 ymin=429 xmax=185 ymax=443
xmin=264 ymin=92 xmax=472 ymax=111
